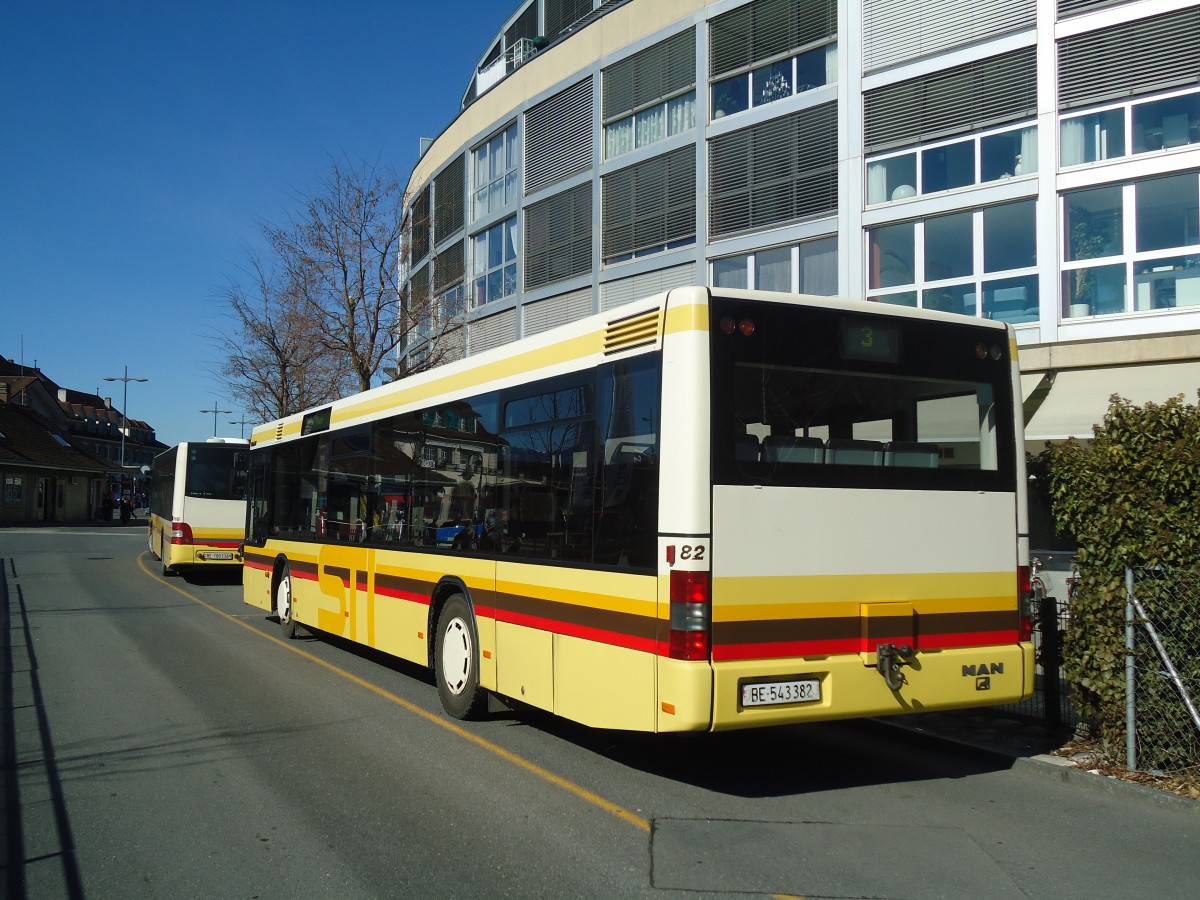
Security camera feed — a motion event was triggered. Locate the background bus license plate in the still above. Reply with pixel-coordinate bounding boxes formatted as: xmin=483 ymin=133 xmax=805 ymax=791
xmin=205 ymin=552 xmax=234 ymax=560
xmin=742 ymin=679 xmax=820 ymax=707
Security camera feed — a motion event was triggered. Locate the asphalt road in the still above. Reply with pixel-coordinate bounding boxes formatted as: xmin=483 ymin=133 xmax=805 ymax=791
xmin=2 ymin=527 xmax=1197 ymax=899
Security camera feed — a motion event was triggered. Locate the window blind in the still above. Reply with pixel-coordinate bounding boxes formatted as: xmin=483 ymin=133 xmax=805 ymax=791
xmin=600 ymin=262 xmax=697 ymax=311
xmin=545 ymin=0 xmax=594 ymax=38
xmin=1057 ymin=0 xmax=1133 ymax=19
xmin=433 ymin=241 xmax=464 ymax=294
xmin=505 ymin=3 xmax=538 ymax=50
xmin=525 ymin=78 xmax=594 ymax=194
xmin=602 ymin=146 xmax=696 ymax=259
xmin=709 ymin=0 xmax=837 ymax=80
xmin=434 ymin=155 xmax=465 ymax=241
xmin=523 ymin=288 xmax=594 ymax=335
xmin=709 ymin=102 xmax=838 ymax=238
xmin=467 ymin=309 xmax=517 ymax=355
xmin=410 ymin=187 xmax=431 ymax=263
xmin=409 ymin=263 xmax=430 ymax=308
xmin=863 ymin=47 xmax=1037 ymax=153
xmin=603 ymin=28 xmax=695 ymax=121
xmin=1058 ymin=7 xmax=1200 ymax=110
xmin=524 ymin=183 xmax=593 ymax=290
xmin=862 ymin=0 xmax=1035 ymax=73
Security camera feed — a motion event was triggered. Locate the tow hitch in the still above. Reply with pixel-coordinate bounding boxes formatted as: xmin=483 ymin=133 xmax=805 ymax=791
xmin=876 ymin=643 xmax=915 ymax=690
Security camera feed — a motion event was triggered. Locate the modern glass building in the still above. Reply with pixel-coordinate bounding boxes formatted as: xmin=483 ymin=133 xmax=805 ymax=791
xmin=401 ymin=0 xmax=1200 ymax=445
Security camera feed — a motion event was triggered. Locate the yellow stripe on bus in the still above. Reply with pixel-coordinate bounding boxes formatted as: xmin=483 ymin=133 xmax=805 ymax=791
xmin=249 ymin=300 xmax=712 ymax=444
xmin=712 ymin=571 xmax=1013 ymax=606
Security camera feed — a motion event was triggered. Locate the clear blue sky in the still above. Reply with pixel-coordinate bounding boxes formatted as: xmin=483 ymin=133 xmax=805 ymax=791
xmin=1 ymin=0 xmax=508 ymax=447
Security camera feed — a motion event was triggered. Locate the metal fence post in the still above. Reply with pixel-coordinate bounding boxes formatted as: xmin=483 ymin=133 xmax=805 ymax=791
xmin=1125 ymin=566 xmax=1136 ymax=774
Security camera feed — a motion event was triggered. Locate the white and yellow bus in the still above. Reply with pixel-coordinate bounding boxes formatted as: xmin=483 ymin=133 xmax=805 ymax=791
xmin=242 ymin=287 xmax=1033 ymax=731
xmin=149 ymin=439 xmax=248 ymax=576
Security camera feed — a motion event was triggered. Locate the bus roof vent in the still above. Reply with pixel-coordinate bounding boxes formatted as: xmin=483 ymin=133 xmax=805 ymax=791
xmin=275 ymin=423 xmax=284 ymax=441
xmin=604 ymin=308 xmax=661 ymax=355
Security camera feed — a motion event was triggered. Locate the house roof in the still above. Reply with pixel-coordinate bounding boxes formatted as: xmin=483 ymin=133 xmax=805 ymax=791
xmin=0 ymin=404 xmax=122 ymax=474
xmin=0 ymin=355 xmax=160 ymax=446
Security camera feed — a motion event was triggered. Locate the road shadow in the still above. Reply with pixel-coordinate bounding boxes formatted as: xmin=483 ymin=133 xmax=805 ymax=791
xmin=176 ymin=568 xmax=244 ymax=588
xmin=1 ymin=556 xmax=85 ymax=898
xmin=278 ymin=617 xmax=1019 ymax=799
xmin=508 ymin=706 xmax=1022 ymax=798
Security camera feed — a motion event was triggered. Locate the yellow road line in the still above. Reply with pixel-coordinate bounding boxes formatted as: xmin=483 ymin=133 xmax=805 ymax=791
xmin=136 ymin=553 xmax=650 ymax=833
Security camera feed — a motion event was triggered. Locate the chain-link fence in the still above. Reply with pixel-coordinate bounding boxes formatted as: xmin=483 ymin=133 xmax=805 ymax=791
xmin=1126 ymin=567 xmax=1200 ymax=776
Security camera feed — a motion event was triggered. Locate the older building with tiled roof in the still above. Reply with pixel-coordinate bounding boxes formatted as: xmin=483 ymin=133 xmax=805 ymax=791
xmin=0 ymin=356 xmax=164 ymax=472
xmin=0 ymin=403 xmax=121 ymax=524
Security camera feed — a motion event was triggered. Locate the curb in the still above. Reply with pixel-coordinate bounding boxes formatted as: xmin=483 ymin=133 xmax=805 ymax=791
xmin=1013 ymin=754 xmax=1200 ymax=814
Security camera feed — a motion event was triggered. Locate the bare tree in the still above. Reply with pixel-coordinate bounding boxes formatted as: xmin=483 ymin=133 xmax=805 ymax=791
xmin=219 ymin=157 xmax=462 ymax=418
xmin=218 ymin=252 xmax=348 ymax=422
xmin=269 ymin=159 xmax=460 ymax=394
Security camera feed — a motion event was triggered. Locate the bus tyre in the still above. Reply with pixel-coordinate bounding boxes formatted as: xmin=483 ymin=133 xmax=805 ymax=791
xmin=277 ymin=564 xmax=299 ymax=639
xmin=435 ymin=594 xmax=487 ymax=719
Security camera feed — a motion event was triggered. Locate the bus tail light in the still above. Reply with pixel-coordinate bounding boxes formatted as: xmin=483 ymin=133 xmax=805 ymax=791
xmin=669 ymin=569 xmax=710 ymax=661
xmin=171 ymin=522 xmax=194 ymax=545
xmin=1017 ymin=565 xmax=1033 ymax=642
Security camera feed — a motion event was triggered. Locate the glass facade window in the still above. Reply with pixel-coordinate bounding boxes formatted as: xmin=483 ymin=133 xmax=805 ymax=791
xmin=604 ymin=90 xmax=696 ymax=159
xmin=471 ymin=217 xmax=517 ymax=307
xmin=472 ymin=125 xmax=518 ymax=221
xmin=1060 ymin=109 xmax=1125 ymax=166
xmin=1062 ymin=172 xmax=1200 ymax=319
xmin=711 ymin=44 xmax=836 ymax=120
xmin=1136 ymin=173 xmax=1199 ymax=252
xmin=869 ymin=201 xmax=1038 ymax=323
xmin=1065 ymin=186 xmax=1122 ymax=261
xmin=984 ymin=201 xmax=1037 ymax=273
xmin=867 ymin=125 xmax=1037 ymax=204
xmin=712 ymin=237 xmax=838 ymax=296
xmin=924 ymin=211 xmax=973 ymax=281
xmin=922 ymin=140 xmax=974 ymax=194
xmin=439 ymin=283 xmax=467 ymax=323
xmin=1061 ymin=87 xmax=1200 ymax=167
xmin=869 ymin=222 xmax=915 ymax=289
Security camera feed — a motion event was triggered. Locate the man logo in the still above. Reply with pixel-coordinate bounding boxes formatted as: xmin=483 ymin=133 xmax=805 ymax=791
xmin=962 ymin=662 xmax=1004 ymax=677
xmin=976 ymin=676 xmax=991 ymax=691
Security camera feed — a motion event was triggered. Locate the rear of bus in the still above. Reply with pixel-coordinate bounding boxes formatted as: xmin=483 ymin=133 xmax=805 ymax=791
xmin=150 ymin=441 xmax=247 ymax=574
xmin=666 ymin=289 xmax=1032 ymax=730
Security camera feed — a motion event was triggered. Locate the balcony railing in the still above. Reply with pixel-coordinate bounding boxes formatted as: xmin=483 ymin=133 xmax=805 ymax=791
xmin=476 ymin=37 xmax=538 ymax=96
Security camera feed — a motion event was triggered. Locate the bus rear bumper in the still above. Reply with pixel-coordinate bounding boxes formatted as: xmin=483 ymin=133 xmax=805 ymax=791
xmin=708 ymin=642 xmax=1034 ymax=731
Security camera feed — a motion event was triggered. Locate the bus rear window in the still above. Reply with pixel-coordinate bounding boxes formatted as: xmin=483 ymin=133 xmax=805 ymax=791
xmin=711 ymin=298 xmax=1016 ymax=491
xmin=185 ymin=445 xmax=248 ymax=500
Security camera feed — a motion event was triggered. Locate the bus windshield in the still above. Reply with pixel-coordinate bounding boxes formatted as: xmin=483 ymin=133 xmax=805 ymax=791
xmin=710 ymin=297 xmax=1017 ymax=491
xmin=185 ymin=444 xmax=248 ymax=501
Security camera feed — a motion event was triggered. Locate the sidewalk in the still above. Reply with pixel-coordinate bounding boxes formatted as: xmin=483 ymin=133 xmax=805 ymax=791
xmin=888 ymin=708 xmax=1200 ymax=812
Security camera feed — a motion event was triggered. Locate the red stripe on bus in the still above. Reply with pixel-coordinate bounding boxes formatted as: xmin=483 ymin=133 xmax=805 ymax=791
xmin=918 ymin=629 xmax=1019 ymax=649
xmin=373 ymin=584 xmax=432 ymax=606
xmin=497 ymin=609 xmax=657 ymax=654
xmin=713 ymin=637 xmax=860 ymax=661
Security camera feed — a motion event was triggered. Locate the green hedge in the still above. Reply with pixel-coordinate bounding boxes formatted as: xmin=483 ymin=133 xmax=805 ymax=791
xmin=1047 ymin=391 xmax=1200 ymax=752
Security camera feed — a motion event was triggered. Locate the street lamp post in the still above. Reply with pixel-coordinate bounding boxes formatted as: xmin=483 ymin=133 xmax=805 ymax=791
xmin=102 ymin=365 xmax=148 ymax=468
xmin=228 ymin=413 xmax=251 ymax=439
xmin=200 ymin=402 xmax=233 ymax=437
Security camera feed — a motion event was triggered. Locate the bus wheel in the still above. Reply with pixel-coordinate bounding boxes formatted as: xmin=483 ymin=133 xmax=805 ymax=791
xmin=435 ymin=594 xmax=487 ymax=719
xmin=276 ymin=564 xmax=299 ymax=639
